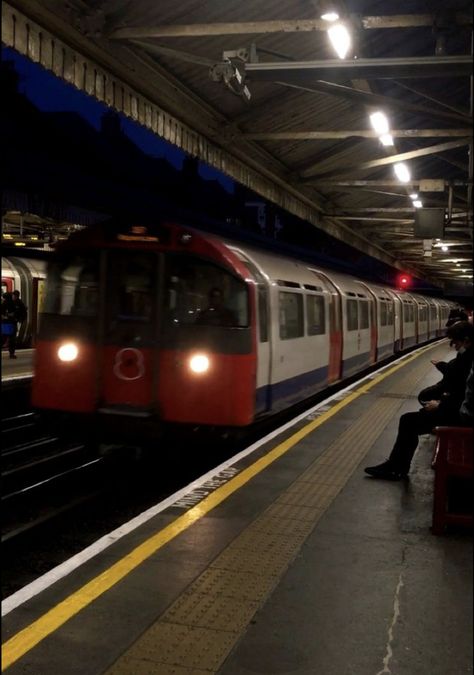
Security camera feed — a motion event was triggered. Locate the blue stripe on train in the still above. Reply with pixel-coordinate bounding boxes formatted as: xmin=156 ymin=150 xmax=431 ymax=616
xmin=256 ymin=364 xmax=329 ymax=413
xmin=257 ymin=350 xmax=372 ymax=413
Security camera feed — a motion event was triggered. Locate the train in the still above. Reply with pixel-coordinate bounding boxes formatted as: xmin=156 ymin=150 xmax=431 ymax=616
xmin=1 ymin=255 xmax=48 ymax=347
xmin=30 ymin=218 xmax=457 ymax=440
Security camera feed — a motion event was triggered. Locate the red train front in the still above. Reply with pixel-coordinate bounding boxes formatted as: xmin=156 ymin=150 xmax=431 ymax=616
xmin=31 ymin=219 xmax=257 ymax=437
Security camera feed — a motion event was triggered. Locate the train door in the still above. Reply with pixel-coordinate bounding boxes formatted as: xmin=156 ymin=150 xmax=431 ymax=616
xmin=230 ymin=248 xmax=272 ymax=413
xmin=357 ymin=282 xmax=378 ymax=364
xmin=100 ymin=249 xmax=160 ymax=411
xmin=310 ymin=271 xmax=342 ymax=382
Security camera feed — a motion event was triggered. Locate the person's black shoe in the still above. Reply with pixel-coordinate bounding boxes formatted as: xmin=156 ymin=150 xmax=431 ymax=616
xmin=364 ymin=461 xmax=407 ymax=481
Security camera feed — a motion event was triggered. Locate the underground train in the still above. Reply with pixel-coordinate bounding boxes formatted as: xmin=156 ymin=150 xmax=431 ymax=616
xmin=1 ymin=255 xmax=48 ymax=347
xmin=31 ymin=218 xmax=456 ymax=437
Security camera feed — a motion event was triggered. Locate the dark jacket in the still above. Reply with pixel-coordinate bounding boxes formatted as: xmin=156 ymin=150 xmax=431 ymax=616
xmin=437 ymin=347 xmax=474 ymax=416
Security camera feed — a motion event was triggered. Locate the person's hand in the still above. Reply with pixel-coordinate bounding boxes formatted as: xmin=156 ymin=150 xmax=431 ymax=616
xmin=424 ymin=400 xmax=440 ymax=411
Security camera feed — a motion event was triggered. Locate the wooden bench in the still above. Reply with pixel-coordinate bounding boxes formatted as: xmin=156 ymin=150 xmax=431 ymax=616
xmin=431 ymin=426 xmax=473 ymax=535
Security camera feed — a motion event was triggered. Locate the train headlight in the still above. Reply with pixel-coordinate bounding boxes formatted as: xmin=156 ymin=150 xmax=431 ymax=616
xmin=189 ymin=353 xmax=210 ymax=374
xmin=57 ymin=342 xmax=79 ymax=362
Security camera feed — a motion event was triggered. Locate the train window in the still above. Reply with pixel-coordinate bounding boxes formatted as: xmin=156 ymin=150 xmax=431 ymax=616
xmin=164 ymin=255 xmax=248 ymax=327
xmin=306 ymin=295 xmax=325 ymax=335
xmin=359 ymin=301 xmax=369 ymax=329
xmin=386 ymin=302 xmax=394 ymax=325
xmin=419 ymin=306 xmax=427 ymax=322
xmin=279 ymin=292 xmax=303 ymax=339
xmin=347 ymin=299 xmax=358 ymax=331
xmin=238 ymin=257 xmax=268 ymax=341
xmin=380 ymin=301 xmax=387 ymax=326
xmin=108 ymin=252 xmax=154 ymax=322
xmin=277 ymin=280 xmax=300 ymax=288
xmin=430 ymin=306 xmax=437 ymax=321
xmin=258 ymin=286 xmax=268 ymax=342
xmin=403 ymin=304 xmax=415 ymax=322
xmin=42 ymin=255 xmax=99 ymax=317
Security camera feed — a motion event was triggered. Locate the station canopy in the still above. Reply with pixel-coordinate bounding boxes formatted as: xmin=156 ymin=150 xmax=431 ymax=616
xmin=2 ymin=0 xmax=473 ymax=290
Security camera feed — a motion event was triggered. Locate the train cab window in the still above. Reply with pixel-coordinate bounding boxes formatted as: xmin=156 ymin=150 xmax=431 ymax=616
xmin=419 ymin=306 xmax=427 ymax=322
xmin=347 ymin=299 xmax=358 ymax=331
xmin=359 ymin=301 xmax=369 ymax=329
xmin=380 ymin=301 xmax=387 ymax=326
xmin=164 ymin=255 xmax=248 ymax=328
xmin=43 ymin=255 xmax=99 ymax=317
xmin=279 ymin=292 xmax=303 ymax=339
xmin=430 ymin=306 xmax=437 ymax=321
xmin=108 ymin=252 xmax=154 ymax=322
xmin=306 ymin=295 xmax=325 ymax=335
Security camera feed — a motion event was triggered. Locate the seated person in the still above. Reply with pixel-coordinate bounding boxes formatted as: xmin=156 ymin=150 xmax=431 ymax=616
xmin=196 ymin=287 xmax=237 ymax=327
xmin=364 ymin=321 xmax=474 ymax=481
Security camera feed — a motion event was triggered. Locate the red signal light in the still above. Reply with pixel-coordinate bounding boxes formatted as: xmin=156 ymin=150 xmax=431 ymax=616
xmin=397 ymin=274 xmax=411 ymax=290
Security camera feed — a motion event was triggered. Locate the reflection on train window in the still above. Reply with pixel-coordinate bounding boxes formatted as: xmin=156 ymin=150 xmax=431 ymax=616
xmin=108 ymin=252 xmax=154 ymax=322
xmin=347 ymin=299 xmax=358 ymax=331
xmin=279 ymin=292 xmax=303 ymax=339
xmin=165 ymin=255 xmax=248 ymax=327
xmin=306 ymin=295 xmax=325 ymax=335
xmin=359 ymin=301 xmax=369 ymax=329
xmin=42 ymin=256 xmax=99 ymax=316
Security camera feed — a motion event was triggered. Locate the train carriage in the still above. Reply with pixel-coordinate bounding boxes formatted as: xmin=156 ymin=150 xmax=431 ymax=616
xmin=30 ymin=218 xmax=457 ymax=438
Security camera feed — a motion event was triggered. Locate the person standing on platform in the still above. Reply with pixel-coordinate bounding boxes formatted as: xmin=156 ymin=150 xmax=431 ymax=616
xmin=364 ymin=321 xmax=474 ymax=481
xmin=2 ymin=290 xmax=27 ymax=359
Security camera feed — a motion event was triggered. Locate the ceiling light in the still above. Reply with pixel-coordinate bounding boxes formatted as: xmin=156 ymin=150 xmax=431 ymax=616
xmin=369 ymin=112 xmax=389 ymax=135
xmin=413 ymin=200 xmax=423 ymax=208
xmin=394 ymin=163 xmax=410 ymax=183
xmin=441 ymin=245 xmax=449 ymax=252
xmin=321 ymin=11 xmax=339 ymax=21
xmin=327 ymin=23 xmax=351 ymax=59
xmin=379 ymin=134 xmax=394 ymax=146
xmin=409 ymin=193 xmax=418 ymax=200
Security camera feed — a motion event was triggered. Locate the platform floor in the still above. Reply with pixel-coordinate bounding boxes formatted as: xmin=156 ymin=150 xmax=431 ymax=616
xmin=2 ymin=340 xmax=472 ymax=675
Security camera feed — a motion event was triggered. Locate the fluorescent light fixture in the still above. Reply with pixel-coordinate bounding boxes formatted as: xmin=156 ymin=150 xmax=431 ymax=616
xmin=379 ymin=134 xmax=394 ymax=146
xmin=369 ymin=112 xmax=389 ymax=134
xmin=409 ymin=193 xmax=418 ymax=200
xmin=394 ymin=162 xmax=410 ymax=182
xmin=413 ymin=200 xmax=423 ymax=208
xmin=328 ymin=23 xmax=351 ymax=59
xmin=321 ymin=11 xmax=339 ymax=21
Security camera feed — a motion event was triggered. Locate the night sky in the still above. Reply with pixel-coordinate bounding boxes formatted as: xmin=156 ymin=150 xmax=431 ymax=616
xmin=3 ymin=46 xmax=234 ymax=192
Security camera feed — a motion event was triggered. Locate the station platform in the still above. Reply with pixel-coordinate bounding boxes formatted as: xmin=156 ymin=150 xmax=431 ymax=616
xmin=1 ymin=348 xmax=34 ymax=383
xmin=2 ymin=340 xmax=472 ymax=674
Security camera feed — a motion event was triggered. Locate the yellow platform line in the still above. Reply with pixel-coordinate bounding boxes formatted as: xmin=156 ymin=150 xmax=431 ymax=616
xmin=1 ymin=343 xmax=438 ymax=670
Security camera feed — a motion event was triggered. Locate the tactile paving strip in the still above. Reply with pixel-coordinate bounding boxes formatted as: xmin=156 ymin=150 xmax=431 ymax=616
xmin=105 ymin=352 xmax=434 ymax=674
